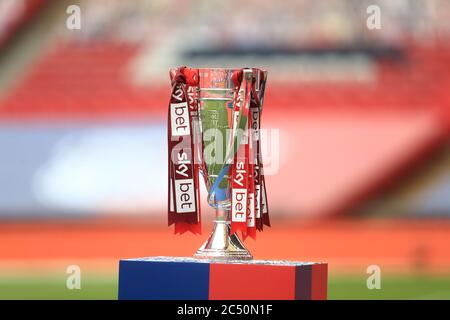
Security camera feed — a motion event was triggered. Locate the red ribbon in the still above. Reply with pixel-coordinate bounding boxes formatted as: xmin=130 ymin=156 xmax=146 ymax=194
xmin=230 ymin=70 xmax=252 ymax=236
xmin=168 ymin=67 xmax=201 ymax=234
xmin=258 ymin=72 xmax=271 ymax=228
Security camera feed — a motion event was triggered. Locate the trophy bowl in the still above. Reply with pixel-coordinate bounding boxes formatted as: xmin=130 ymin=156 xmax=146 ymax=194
xmin=196 ymin=68 xmax=266 ymax=260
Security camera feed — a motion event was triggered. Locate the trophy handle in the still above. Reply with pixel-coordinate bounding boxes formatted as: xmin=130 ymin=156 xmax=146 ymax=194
xmin=194 ymin=208 xmax=253 ymax=260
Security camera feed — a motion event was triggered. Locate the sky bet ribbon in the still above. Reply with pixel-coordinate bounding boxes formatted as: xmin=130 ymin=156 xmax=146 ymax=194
xmin=168 ymin=67 xmax=201 ymax=234
xmin=230 ymin=69 xmax=253 ymax=237
xmin=257 ymin=71 xmax=271 ymax=229
xmin=251 ymin=71 xmax=270 ymax=231
xmin=243 ymin=70 xmax=268 ymax=239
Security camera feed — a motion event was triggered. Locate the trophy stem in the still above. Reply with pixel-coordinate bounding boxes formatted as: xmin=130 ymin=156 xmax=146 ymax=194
xmin=194 ymin=208 xmax=253 ymax=260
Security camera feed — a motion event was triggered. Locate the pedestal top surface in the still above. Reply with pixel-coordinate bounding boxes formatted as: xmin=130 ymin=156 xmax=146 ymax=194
xmin=121 ymin=256 xmax=326 ymax=266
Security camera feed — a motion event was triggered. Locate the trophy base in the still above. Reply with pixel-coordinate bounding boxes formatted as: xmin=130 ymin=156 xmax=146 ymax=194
xmin=194 ymin=220 xmax=252 ymax=260
xmin=118 ymin=257 xmax=328 ymax=300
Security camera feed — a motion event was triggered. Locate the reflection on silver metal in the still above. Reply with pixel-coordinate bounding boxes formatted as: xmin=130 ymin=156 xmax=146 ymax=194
xmin=194 ymin=212 xmax=253 ymax=261
xmin=198 ymin=97 xmax=234 ymax=101
xmin=199 ymin=87 xmax=234 ymax=91
xmin=194 ymin=68 xmax=262 ymax=261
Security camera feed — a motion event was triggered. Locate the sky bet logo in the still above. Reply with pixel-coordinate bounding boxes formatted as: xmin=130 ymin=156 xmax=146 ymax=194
xmin=170 ymin=102 xmax=190 ymax=137
xmin=174 ymin=150 xmax=196 ymax=213
xmin=232 ymin=160 xmax=247 ymax=222
xmin=174 ymin=178 xmax=195 ymax=213
xmin=232 ymin=188 xmax=247 ymax=222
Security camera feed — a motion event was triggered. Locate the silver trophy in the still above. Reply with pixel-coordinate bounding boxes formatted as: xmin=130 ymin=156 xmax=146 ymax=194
xmin=191 ymin=68 xmax=267 ymax=260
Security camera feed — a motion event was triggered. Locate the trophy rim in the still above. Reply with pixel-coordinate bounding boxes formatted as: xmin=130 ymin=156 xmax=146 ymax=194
xmin=169 ymin=67 xmax=267 ymax=72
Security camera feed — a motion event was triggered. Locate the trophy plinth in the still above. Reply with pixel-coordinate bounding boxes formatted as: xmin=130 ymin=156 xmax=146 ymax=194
xmin=118 ymin=257 xmax=328 ymax=300
xmin=194 ymin=215 xmax=253 ymax=260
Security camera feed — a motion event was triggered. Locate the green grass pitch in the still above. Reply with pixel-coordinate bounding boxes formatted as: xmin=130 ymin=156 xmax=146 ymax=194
xmin=1 ymin=273 xmax=450 ymax=299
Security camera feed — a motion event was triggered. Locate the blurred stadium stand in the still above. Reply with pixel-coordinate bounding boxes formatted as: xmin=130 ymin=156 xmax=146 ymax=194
xmin=0 ymin=0 xmax=449 ymax=280
xmin=0 ymin=0 xmax=449 ymax=220
xmin=0 ymin=0 xmax=47 ymax=48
